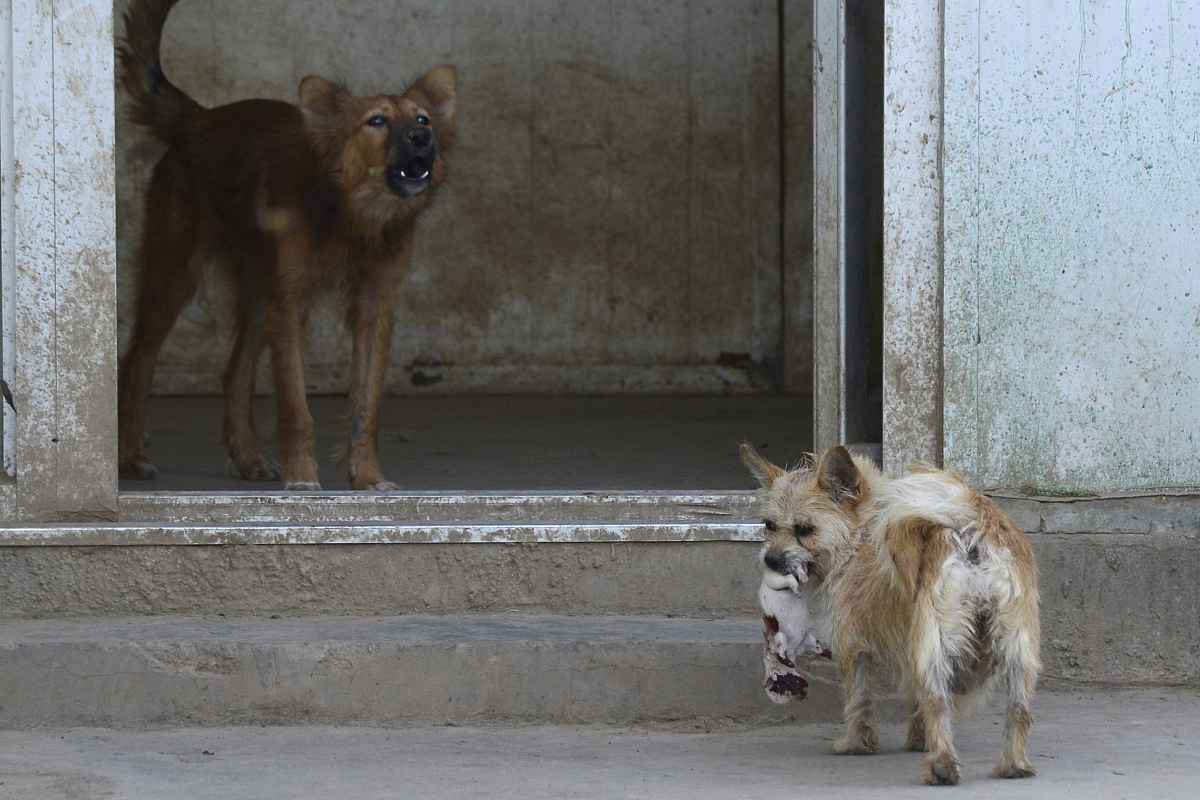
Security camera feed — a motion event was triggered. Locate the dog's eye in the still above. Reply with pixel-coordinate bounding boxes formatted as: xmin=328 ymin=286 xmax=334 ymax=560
xmin=416 ymin=114 xmax=431 ymax=126
xmin=366 ymin=115 xmax=388 ymax=128
xmin=763 ymin=519 xmax=778 ymax=532
xmin=794 ymin=524 xmax=815 ymax=538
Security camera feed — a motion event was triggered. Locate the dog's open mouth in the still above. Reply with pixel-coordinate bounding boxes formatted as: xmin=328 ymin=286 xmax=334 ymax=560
xmin=387 ymin=158 xmax=432 ymax=196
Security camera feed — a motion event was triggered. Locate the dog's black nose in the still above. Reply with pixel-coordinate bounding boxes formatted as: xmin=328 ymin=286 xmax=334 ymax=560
xmin=764 ymin=550 xmax=789 ymax=574
xmin=407 ymin=126 xmax=433 ymax=149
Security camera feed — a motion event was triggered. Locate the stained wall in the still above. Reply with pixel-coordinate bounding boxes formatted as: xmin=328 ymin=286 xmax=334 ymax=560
xmin=115 ymin=0 xmax=788 ymax=395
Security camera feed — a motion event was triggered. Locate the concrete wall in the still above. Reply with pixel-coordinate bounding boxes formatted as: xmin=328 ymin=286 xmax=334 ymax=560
xmin=115 ymin=0 xmax=789 ymax=396
xmin=943 ymin=1 xmax=1200 ymax=494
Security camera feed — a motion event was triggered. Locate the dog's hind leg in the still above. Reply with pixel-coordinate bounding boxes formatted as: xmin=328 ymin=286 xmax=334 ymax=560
xmin=915 ymin=687 xmax=961 ymax=786
xmin=911 ymin=600 xmax=968 ymax=785
xmin=992 ymin=623 xmax=1039 ymax=779
xmin=222 ymin=300 xmax=279 ymax=482
xmin=833 ymin=652 xmax=880 ymax=755
xmin=903 ymin=532 xmax=965 ymax=785
xmin=118 ymin=163 xmax=200 ymax=480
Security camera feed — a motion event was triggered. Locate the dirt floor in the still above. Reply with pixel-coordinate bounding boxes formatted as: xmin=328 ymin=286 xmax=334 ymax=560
xmin=123 ymin=395 xmax=812 ymax=491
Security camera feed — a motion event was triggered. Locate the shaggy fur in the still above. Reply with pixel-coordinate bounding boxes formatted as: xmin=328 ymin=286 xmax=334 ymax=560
xmin=741 ymin=443 xmax=1042 ymax=786
xmin=116 ymin=0 xmax=457 ymax=489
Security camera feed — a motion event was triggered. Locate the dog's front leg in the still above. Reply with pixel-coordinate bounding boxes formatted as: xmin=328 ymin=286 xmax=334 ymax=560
xmin=266 ymin=298 xmax=320 ymax=491
xmin=833 ymin=652 xmax=880 ymax=755
xmin=346 ymin=242 xmax=410 ymax=491
xmin=346 ymin=294 xmax=397 ymax=491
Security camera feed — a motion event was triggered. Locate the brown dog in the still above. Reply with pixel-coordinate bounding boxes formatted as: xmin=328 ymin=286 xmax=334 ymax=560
xmin=742 ymin=444 xmax=1041 ymax=786
xmin=116 ymin=0 xmax=456 ymax=489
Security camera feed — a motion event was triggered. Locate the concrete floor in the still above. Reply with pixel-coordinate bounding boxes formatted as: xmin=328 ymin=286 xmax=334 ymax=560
xmin=123 ymin=395 xmax=811 ymax=491
xmin=1 ymin=690 xmax=1195 ymax=799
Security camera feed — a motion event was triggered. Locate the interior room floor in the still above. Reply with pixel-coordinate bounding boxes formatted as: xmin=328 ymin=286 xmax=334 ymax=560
xmin=122 ymin=395 xmax=811 ymax=492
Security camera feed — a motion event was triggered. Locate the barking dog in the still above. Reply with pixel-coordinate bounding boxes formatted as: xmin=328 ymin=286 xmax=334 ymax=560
xmin=741 ymin=444 xmax=1042 ymax=786
xmin=117 ymin=0 xmax=457 ymax=489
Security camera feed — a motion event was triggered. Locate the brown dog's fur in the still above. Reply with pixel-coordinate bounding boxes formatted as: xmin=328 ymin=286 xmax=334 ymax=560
xmin=742 ymin=444 xmax=1042 ymax=786
xmin=117 ymin=0 xmax=456 ymax=489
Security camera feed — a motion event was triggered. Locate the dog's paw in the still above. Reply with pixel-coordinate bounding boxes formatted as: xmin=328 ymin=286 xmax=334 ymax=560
xmin=993 ymin=761 xmax=1036 ymax=780
xmin=833 ymin=728 xmax=880 ymax=755
xmin=119 ymin=459 xmax=158 ymax=481
xmin=226 ymin=455 xmax=282 ymax=482
xmin=357 ymin=480 xmax=399 ymax=492
xmin=922 ymin=753 xmax=962 ymax=786
xmin=349 ymin=465 xmax=397 ymax=491
xmin=284 ymin=481 xmax=322 ymax=492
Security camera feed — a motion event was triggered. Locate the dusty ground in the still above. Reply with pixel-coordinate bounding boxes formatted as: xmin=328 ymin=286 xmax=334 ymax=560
xmin=0 ymin=689 xmax=1195 ymax=799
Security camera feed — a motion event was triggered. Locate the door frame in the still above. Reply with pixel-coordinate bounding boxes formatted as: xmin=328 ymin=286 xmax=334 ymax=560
xmin=811 ymin=0 xmax=943 ymax=473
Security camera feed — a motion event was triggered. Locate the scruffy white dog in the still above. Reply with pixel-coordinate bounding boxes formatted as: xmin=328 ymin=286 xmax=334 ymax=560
xmin=745 ymin=443 xmax=1042 ymax=786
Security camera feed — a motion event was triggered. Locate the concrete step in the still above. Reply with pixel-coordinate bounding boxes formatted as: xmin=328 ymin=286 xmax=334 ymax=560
xmin=2 ymin=531 xmax=1197 ymax=686
xmin=0 ymin=614 xmax=845 ymax=729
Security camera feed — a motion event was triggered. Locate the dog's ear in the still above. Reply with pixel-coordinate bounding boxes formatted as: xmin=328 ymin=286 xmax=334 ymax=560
xmin=299 ymin=75 xmax=350 ymax=117
xmin=817 ymin=446 xmax=862 ymax=504
xmin=740 ymin=442 xmax=784 ymax=488
xmin=408 ymin=65 xmax=457 ymax=149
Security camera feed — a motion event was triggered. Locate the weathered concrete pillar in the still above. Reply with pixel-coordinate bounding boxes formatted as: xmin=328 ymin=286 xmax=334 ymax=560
xmin=882 ymin=0 xmax=943 ymax=474
xmin=0 ymin=0 xmax=118 ymax=522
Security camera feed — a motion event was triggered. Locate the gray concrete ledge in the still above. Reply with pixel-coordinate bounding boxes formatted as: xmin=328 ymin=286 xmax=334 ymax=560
xmin=3 ymin=491 xmax=1195 ymax=545
xmin=0 ymin=521 xmax=762 ymax=547
xmin=0 ymin=614 xmax=844 ymax=729
xmin=2 ymin=689 xmax=1193 ymax=799
xmin=998 ymin=492 xmax=1200 ymax=537
xmin=117 ymin=490 xmax=759 ymax=526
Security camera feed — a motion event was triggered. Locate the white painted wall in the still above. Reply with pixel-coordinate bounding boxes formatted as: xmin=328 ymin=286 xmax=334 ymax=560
xmin=944 ymin=1 xmax=1200 ymax=494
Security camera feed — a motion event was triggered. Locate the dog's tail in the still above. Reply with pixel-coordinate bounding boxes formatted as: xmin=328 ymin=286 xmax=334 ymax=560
xmin=116 ymin=0 xmax=202 ymax=144
xmin=869 ymin=471 xmax=980 ymax=595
